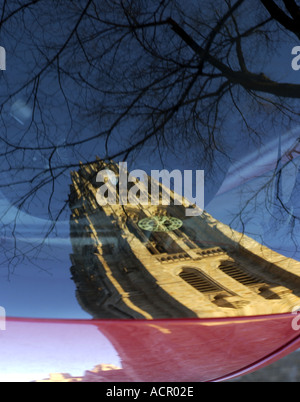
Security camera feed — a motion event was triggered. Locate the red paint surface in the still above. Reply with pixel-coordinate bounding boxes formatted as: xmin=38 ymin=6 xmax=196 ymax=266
xmin=3 ymin=313 xmax=300 ymax=382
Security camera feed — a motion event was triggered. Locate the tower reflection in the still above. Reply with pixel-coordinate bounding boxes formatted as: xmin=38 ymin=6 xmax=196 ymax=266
xmin=69 ymin=160 xmax=300 ymax=319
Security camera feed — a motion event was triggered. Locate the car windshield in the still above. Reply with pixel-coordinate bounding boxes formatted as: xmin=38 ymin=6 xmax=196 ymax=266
xmin=1 ymin=0 xmax=300 ymax=322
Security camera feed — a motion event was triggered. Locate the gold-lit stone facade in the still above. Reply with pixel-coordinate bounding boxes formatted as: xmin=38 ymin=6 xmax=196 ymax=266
xmin=69 ymin=160 xmax=300 ymax=319
xmin=35 ymin=365 xmax=124 ymax=383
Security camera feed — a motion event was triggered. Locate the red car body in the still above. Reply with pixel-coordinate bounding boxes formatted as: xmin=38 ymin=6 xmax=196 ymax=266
xmin=3 ymin=313 xmax=300 ymax=382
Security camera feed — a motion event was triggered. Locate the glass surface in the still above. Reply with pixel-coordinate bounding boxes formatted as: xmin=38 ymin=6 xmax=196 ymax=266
xmin=1 ymin=1 xmax=300 ymax=381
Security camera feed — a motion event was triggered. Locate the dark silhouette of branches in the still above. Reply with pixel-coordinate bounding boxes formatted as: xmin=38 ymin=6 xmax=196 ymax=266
xmin=0 ymin=0 xmax=300 ymax=266
xmin=260 ymin=0 xmax=300 ymax=39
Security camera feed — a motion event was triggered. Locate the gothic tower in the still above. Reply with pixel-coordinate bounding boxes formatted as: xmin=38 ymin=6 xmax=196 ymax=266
xmin=69 ymin=159 xmax=300 ymax=319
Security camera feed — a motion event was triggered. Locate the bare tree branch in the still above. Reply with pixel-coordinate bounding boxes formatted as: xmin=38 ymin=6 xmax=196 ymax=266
xmin=260 ymin=0 xmax=300 ymax=38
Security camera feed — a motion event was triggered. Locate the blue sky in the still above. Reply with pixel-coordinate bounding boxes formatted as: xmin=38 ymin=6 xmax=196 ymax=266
xmin=0 ymin=320 xmax=121 ymax=382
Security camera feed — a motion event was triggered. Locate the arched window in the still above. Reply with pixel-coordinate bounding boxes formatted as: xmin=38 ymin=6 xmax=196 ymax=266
xmin=218 ymin=260 xmax=282 ymax=299
xmin=218 ymin=260 xmax=264 ymax=287
xmin=179 ymin=268 xmax=225 ymax=294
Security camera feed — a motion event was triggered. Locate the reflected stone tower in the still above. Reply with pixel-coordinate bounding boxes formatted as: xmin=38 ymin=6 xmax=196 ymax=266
xmin=69 ymin=159 xmax=300 ymax=319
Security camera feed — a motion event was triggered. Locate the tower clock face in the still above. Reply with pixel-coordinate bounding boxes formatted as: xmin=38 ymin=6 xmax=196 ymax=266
xmin=138 ymin=216 xmax=183 ymax=232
